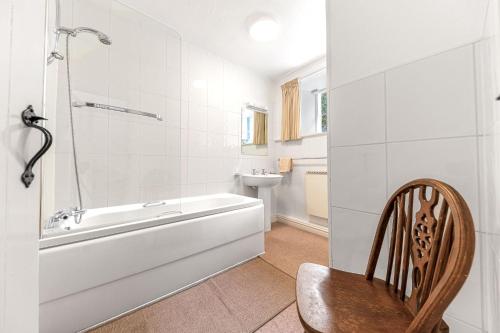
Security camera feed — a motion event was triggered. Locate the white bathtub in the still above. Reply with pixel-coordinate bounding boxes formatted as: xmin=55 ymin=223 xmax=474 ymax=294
xmin=39 ymin=193 xmax=264 ymax=333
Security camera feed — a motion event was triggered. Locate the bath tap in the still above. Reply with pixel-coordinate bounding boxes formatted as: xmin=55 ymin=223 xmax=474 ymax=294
xmin=47 ymin=207 xmax=86 ymax=230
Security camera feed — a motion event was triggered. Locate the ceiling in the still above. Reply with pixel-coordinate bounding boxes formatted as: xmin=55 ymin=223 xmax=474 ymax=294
xmin=120 ymin=0 xmax=326 ymax=80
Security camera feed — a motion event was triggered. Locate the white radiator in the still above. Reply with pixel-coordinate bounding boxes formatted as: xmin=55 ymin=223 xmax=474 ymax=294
xmin=305 ymin=171 xmax=328 ymax=219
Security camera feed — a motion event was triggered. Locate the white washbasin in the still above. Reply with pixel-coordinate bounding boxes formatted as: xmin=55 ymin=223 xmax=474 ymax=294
xmin=241 ymin=174 xmax=283 ymax=188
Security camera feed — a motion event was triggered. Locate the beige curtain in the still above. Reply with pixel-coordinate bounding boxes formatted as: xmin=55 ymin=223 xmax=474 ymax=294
xmin=281 ymin=78 xmax=301 ymax=141
xmin=253 ymin=111 xmax=267 ymax=145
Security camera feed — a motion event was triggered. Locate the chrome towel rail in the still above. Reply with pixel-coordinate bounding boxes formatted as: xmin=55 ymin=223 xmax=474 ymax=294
xmin=72 ymin=101 xmax=163 ymax=121
xmin=277 ymin=157 xmax=327 ymax=161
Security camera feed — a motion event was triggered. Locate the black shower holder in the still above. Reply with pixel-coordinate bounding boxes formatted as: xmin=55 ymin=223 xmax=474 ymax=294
xmin=21 ymin=105 xmax=53 ymax=188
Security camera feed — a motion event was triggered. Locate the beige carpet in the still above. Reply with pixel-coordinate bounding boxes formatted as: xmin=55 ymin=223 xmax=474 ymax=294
xmin=260 ymin=222 xmax=329 ymax=278
xmin=255 ymin=302 xmax=303 ymax=333
xmin=91 ymin=258 xmax=295 ymax=333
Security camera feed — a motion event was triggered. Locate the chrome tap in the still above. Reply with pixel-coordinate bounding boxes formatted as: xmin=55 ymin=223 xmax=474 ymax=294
xmin=46 ymin=207 xmax=86 ymax=230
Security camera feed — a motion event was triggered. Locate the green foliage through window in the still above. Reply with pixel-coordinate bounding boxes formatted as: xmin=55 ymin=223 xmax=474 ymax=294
xmin=321 ymin=92 xmax=327 ymax=132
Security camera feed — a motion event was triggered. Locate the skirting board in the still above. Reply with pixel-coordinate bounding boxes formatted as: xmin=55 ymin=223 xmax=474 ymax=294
xmin=273 ymin=214 xmax=328 ymax=238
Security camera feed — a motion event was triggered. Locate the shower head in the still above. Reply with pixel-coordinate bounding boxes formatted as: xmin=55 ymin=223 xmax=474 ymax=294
xmin=58 ymin=26 xmax=112 ymax=45
xmin=72 ymin=27 xmax=112 ymax=45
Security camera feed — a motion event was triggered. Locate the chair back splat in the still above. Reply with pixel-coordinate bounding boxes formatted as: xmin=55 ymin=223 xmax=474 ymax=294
xmin=365 ymin=179 xmax=475 ymax=332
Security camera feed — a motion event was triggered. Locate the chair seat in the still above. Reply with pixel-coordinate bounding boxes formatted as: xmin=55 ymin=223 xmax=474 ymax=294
xmin=296 ymin=263 xmax=414 ymax=333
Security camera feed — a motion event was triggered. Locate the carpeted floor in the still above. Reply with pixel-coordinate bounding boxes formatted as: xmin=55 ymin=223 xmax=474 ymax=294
xmin=260 ymin=222 xmax=330 ymax=278
xmin=90 ymin=222 xmax=329 ymax=333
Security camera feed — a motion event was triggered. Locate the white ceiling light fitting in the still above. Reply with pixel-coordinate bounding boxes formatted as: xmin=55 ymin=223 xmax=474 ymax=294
xmin=248 ymin=15 xmax=280 ymax=42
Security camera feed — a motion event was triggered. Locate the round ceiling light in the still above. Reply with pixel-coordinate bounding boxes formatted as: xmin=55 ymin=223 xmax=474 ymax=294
xmin=248 ymin=16 xmax=280 ymax=42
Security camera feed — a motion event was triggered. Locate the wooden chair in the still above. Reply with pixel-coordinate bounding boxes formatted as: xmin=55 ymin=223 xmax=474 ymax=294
xmin=296 ymin=179 xmax=475 ymax=333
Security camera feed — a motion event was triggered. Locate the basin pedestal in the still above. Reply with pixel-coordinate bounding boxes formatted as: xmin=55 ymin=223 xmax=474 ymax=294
xmin=258 ymin=187 xmax=273 ymax=231
xmin=241 ymin=174 xmax=283 ymax=232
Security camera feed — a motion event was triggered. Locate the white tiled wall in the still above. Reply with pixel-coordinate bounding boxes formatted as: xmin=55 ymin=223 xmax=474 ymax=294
xmin=179 ymin=41 xmax=274 ymax=198
xmin=329 ymin=44 xmax=491 ymax=331
xmin=327 ymin=0 xmax=490 ymax=87
xmin=49 ymin=0 xmax=274 ymax=214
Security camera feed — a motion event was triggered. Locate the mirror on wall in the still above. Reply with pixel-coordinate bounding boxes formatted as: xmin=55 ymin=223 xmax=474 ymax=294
xmin=241 ymin=103 xmax=268 ymax=156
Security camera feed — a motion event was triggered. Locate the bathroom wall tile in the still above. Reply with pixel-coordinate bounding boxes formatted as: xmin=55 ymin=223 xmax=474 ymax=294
xmin=108 ymin=87 xmax=141 ymax=113
xmin=207 ymin=133 xmax=225 ymax=158
xmin=478 ymin=136 xmax=500 ymax=235
xmin=141 ymin=92 xmax=166 ymax=123
xmin=180 ymin=129 xmax=188 ymax=157
xmin=140 ymin=155 xmax=168 ymax=189
xmin=224 ymin=135 xmax=240 ymax=158
xmin=139 ymin=122 xmax=167 ymax=156
xmin=207 ymin=107 xmax=225 ymax=134
xmin=474 ymin=38 xmax=497 ymax=136
xmin=331 ymin=208 xmax=385 ymax=277
xmin=223 ymin=61 xmax=244 ymax=112
xmin=107 ymin=154 xmax=141 ymax=206
xmin=188 ymin=103 xmax=207 ymax=131
xmin=187 ymin=130 xmax=207 ymax=157
xmin=187 ymin=157 xmax=207 ymax=184
xmin=181 ymin=41 xmax=190 ymax=102
xmin=386 ymin=45 xmax=476 ymax=141
xmin=108 ymin=118 xmax=141 ymax=155
xmin=182 ymin=184 xmax=206 ymax=197
xmin=54 ymin=153 xmax=79 ymax=211
xmin=78 ymin=153 xmax=108 ymax=209
xmin=442 ymin=316 xmax=482 ymax=333
xmin=180 ymin=158 xmax=188 ymax=184
xmin=224 ymin=111 xmax=241 ymax=136
xmin=206 ymin=52 xmax=224 ymax=109
xmin=180 ymin=101 xmax=189 ymax=129
xmin=70 ymin=37 xmax=110 ymax=97
xmin=166 ymin=33 xmax=181 ymax=70
xmin=140 ymin=20 xmax=167 ymax=96
xmin=73 ymin=108 xmax=109 ymax=155
xmin=166 ymin=98 xmax=181 ymax=127
xmin=250 ymin=158 xmax=275 ymax=172
xmin=238 ymin=157 xmax=253 ymax=175
xmin=166 ymin=126 xmax=181 ymax=157
xmin=205 ymin=158 xmax=226 ymax=183
xmin=223 ymin=158 xmax=240 ymax=182
xmin=332 ymin=73 xmax=386 ymax=146
xmin=446 ymin=232 xmax=483 ymax=329
xmin=71 ymin=0 xmax=111 ymax=96
xmin=331 ymin=144 xmax=387 ymax=214
xmin=109 ymin=3 xmax=141 ymax=99
xmin=166 ymin=157 xmax=182 ymax=186
xmin=166 ymin=66 xmax=182 ymax=100
xmin=187 ymin=44 xmax=208 ymax=105
xmin=206 ymin=182 xmax=235 ymax=195
xmin=387 ymin=137 xmax=480 ymax=229
xmin=55 ymin=105 xmax=72 ymax=154
xmin=141 ymin=186 xmax=171 ymax=203
xmin=73 ymin=0 xmax=111 ymax=33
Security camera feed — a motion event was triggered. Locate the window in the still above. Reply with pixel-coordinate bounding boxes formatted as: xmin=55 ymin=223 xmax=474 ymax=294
xmin=313 ymin=90 xmax=328 ymax=133
xmin=300 ymin=69 xmax=327 ymax=136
